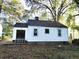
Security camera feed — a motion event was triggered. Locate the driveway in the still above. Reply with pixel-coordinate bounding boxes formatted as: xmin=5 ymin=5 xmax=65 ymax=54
xmin=0 ymin=40 xmax=13 ymax=45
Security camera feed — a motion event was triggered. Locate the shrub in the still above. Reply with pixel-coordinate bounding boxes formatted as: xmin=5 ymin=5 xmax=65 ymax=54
xmin=72 ymin=39 xmax=79 ymax=45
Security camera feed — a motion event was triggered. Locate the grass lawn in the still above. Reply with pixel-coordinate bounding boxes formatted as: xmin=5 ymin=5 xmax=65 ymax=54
xmin=0 ymin=43 xmax=79 ymax=59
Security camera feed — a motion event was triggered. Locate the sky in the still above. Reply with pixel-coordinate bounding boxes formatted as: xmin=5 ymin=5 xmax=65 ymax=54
xmin=20 ymin=0 xmax=31 ymax=10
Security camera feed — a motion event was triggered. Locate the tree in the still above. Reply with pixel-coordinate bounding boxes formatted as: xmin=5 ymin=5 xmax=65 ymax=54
xmin=0 ymin=0 xmax=3 ymax=13
xmin=74 ymin=0 xmax=79 ymax=7
xmin=2 ymin=0 xmax=27 ymax=23
xmin=0 ymin=0 xmax=29 ymax=40
xmin=73 ymin=0 xmax=79 ymax=16
xmin=66 ymin=14 xmax=75 ymax=40
xmin=25 ymin=0 xmax=74 ymax=21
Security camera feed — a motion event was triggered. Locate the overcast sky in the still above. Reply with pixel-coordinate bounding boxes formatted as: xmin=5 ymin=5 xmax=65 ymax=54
xmin=20 ymin=0 xmax=31 ymax=10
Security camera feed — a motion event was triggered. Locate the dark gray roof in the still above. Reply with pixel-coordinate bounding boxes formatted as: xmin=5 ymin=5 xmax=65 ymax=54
xmin=28 ymin=20 xmax=68 ymax=28
xmin=14 ymin=23 xmax=28 ymax=27
xmin=14 ymin=20 xmax=68 ymax=28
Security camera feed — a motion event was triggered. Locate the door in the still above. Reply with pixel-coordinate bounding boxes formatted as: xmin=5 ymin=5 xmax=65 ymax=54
xmin=16 ymin=30 xmax=25 ymax=39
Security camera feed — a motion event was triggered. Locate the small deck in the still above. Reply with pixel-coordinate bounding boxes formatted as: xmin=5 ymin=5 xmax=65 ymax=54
xmin=13 ymin=39 xmax=27 ymax=43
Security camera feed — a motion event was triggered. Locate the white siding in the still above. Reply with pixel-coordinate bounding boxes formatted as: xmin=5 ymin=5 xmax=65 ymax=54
xmin=13 ymin=26 xmax=68 ymax=42
xmin=27 ymin=26 xmax=68 ymax=42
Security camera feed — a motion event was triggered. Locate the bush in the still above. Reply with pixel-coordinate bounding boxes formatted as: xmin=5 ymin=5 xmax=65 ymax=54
xmin=2 ymin=23 xmax=13 ymax=41
xmin=0 ymin=37 xmax=2 ymax=40
xmin=72 ymin=39 xmax=79 ymax=45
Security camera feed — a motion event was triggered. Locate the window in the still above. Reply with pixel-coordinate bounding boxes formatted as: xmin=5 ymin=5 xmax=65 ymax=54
xmin=34 ymin=29 xmax=38 ymax=36
xmin=58 ymin=29 xmax=61 ymax=36
xmin=45 ymin=29 xmax=49 ymax=34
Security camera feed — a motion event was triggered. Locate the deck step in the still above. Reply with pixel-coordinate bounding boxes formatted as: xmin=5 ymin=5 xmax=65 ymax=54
xmin=13 ymin=40 xmax=27 ymax=43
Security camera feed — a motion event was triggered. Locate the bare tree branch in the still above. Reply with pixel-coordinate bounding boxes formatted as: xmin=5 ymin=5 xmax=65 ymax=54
xmin=61 ymin=3 xmax=73 ymax=12
xmin=57 ymin=0 xmax=65 ymax=21
xmin=32 ymin=0 xmax=56 ymax=20
xmin=26 ymin=0 xmax=74 ymax=21
xmin=73 ymin=14 xmax=79 ymax=16
xmin=49 ymin=0 xmax=56 ymax=20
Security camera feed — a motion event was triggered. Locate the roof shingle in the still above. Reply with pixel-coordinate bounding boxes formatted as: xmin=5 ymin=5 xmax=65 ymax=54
xmin=14 ymin=23 xmax=28 ymax=27
xmin=28 ymin=20 xmax=68 ymax=28
xmin=14 ymin=20 xmax=68 ymax=28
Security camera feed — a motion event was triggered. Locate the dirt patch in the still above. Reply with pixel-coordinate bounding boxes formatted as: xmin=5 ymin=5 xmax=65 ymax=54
xmin=0 ymin=44 xmax=78 ymax=59
xmin=0 ymin=40 xmax=13 ymax=45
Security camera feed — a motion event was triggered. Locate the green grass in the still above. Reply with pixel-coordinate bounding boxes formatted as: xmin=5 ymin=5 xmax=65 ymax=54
xmin=0 ymin=44 xmax=79 ymax=59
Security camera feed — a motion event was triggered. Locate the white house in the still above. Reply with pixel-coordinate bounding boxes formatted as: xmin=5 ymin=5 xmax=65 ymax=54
xmin=12 ymin=17 xmax=68 ymax=42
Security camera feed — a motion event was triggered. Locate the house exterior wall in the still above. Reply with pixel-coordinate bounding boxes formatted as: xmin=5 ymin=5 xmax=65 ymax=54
xmin=26 ymin=26 xmax=68 ymax=42
xmin=12 ymin=27 xmax=27 ymax=41
xmin=13 ymin=26 xmax=68 ymax=42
